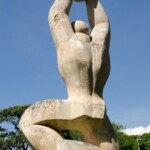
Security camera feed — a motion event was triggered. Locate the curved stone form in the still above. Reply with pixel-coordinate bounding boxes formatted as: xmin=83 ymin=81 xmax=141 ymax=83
xmin=20 ymin=99 xmax=105 ymax=124
xmin=57 ymin=140 xmax=101 ymax=150
xmin=20 ymin=0 xmax=118 ymax=149
xmin=20 ymin=99 xmax=117 ymax=150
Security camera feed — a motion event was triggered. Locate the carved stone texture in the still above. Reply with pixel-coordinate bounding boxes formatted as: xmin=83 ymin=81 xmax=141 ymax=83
xmin=20 ymin=0 xmax=118 ymax=149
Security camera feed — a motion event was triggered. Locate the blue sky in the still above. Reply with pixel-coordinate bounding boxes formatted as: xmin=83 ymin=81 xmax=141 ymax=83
xmin=0 ymin=0 xmax=150 ymax=128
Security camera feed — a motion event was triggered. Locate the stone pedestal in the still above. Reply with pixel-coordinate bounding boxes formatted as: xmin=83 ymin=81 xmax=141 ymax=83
xmin=20 ymin=99 xmax=118 ymax=149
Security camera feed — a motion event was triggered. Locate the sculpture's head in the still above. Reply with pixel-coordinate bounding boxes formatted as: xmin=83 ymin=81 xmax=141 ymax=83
xmin=71 ymin=20 xmax=91 ymax=43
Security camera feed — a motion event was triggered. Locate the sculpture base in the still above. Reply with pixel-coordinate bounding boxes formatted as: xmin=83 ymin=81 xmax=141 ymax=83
xmin=20 ymin=99 xmax=118 ymax=150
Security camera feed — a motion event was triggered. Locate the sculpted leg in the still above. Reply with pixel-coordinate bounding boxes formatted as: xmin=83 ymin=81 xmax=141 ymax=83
xmin=20 ymin=100 xmax=118 ymax=150
xmin=22 ymin=125 xmax=63 ymax=150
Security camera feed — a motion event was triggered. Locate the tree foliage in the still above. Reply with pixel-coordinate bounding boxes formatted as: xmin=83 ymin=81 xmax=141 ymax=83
xmin=112 ymin=122 xmax=137 ymax=149
xmin=139 ymin=133 xmax=150 ymax=150
xmin=0 ymin=105 xmax=30 ymax=150
xmin=112 ymin=122 xmax=150 ymax=150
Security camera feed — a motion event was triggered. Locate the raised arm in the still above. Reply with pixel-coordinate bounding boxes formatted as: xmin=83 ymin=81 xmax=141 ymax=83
xmin=48 ymin=0 xmax=74 ymax=49
xmin=85 ymin=0 xmax=108 ymax=28
xmin=85 ymin=0 xmax=110 ymax=44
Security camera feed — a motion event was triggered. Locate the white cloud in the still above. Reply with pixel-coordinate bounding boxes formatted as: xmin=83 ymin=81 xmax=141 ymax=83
xmin=123 ymin=124 xmax=150 ymax=135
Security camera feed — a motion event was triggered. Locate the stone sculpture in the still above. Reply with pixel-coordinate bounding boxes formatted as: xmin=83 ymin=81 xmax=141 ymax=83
xmin=20 ymin=0 xmax=118 ymax=149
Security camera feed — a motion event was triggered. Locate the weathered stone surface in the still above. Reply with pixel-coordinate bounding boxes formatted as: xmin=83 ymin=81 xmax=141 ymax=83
xmin=57 ymin=140 xmax=101 ymax=150
xmin=20 ymin=99 xmax=105 ymax=128
xmin=20 ymin=0 xmax=118 ymax=149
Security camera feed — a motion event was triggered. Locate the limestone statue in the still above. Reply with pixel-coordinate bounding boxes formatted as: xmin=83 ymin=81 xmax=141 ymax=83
xmin=20 ymin=0 xmax=118 ymax=149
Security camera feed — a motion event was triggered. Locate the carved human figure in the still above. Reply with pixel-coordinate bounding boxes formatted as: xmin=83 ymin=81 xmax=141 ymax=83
xmin=49 ymin=0 xmax=110 ymax=103
xmin=20 ymin=0 xmax=118 ymax=149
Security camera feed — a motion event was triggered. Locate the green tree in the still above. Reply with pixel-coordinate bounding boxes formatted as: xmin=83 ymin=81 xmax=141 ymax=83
xmin=139 ymin=133 xmax=150 ymax=150
xmin=0 ymin=105 xmax=30 ymax=150
xmin=112 ymin=122 xmax=137 ymax=150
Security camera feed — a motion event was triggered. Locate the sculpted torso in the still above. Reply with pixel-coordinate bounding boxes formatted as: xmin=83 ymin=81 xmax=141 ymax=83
xmin=49 ymin=0 xmax=110 ymax=102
